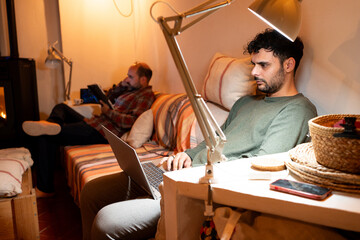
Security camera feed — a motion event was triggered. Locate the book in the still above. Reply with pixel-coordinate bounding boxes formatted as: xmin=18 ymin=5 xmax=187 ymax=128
xmin=87 ymin=84 xmax=114 ymax=109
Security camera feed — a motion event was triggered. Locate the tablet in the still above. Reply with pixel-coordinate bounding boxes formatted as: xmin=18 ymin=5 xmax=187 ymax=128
xmin=87 ymin=84 xmax=114 ymax=109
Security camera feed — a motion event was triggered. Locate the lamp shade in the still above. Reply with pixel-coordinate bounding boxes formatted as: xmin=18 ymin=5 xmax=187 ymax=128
xmin=45 ymin=48 xmax=62 ymax=68
xmin=248 ymin=0 xmax=301 ymax=42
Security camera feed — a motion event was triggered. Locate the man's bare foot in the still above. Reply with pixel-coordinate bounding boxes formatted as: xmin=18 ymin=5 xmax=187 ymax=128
xmin=35 ymin=187 xmax=55 ymax=198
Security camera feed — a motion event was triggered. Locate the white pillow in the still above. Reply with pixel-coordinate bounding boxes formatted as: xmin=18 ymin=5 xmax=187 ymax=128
xmin=121 ymin=109 xmax=154 ymax=148
xmin=202 ymin=53 xmax=256 ymax=110
xmin=0 ymin=147 xmax=33 ymax=197
xmin=0 ymin=158 xmax=29 ymax=197
xmin=0 ymin=147 xmax=33 ymax=166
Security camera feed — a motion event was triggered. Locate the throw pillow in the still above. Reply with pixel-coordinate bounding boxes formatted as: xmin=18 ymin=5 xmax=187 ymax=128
xmin=202 ymin=53 xmax=256 ymax=110
xmin=151 ymin=93 xmax=189 ymax=151
xmin=122 ymin=109 xmax=154 ymax=148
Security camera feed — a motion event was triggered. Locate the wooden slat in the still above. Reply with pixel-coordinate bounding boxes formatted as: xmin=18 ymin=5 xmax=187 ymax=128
xmin=13 ymin=188 xmax=39 ymax=239
xmin=0 ymin=199 xmax=16 ymax=240
xmin=19 ymin=168 xmax=32 ymax=196
xmin=0 ymin=169 xmax=40 ymax=240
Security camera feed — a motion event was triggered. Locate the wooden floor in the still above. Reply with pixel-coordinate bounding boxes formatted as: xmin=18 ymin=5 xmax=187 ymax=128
xmin=35 ymin=168 xmax=83 ymax=240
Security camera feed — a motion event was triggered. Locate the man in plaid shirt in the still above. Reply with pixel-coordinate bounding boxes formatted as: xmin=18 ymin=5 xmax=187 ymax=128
xmin=84 ymin=64 xmax=155 ymax=138
xmin=22 ymin=62 xmax=155 ymax=197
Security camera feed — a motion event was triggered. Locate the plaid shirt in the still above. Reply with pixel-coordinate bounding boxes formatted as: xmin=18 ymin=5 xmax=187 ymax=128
xmin=85 ymin=86 xmax=155 ymax=137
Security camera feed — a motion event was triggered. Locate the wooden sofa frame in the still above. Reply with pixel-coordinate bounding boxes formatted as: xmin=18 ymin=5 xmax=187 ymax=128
xmin=0 ymin=169 xmax=40 ymax=240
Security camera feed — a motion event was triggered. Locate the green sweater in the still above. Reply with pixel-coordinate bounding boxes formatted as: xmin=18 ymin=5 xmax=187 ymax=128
xmin=186 ymin=93 xmax=317 ymax=166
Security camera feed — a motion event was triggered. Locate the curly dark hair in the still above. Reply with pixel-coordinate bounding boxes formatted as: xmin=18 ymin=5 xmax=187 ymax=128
xmin=245 ymin=29 xmax=304 ymax=74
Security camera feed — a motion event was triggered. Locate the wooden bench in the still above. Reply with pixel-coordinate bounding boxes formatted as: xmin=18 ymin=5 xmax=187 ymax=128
xmin=0 ymin=169 xmax=40 ymax=240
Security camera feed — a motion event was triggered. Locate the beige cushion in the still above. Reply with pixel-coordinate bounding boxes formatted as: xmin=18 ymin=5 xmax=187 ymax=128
xmin=121 ymin=109 xmax=154 ymax=148
xmin=202 ymin=53 xmax=256 ymax=110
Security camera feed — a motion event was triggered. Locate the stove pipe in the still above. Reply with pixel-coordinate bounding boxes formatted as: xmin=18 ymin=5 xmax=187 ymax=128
xmin=5 ymin=0 xmax=19 ymax=58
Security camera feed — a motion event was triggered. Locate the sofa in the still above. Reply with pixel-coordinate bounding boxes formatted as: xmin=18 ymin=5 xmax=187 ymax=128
xmin=63 ymin=53 xmax=256 ymax=205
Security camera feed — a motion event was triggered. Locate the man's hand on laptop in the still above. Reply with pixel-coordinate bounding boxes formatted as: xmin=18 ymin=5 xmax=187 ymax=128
xmin=160 ymin=152 xmax=192 ymax=171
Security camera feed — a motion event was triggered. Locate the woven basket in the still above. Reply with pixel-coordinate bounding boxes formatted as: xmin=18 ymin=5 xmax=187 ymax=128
xmin=308 ymin=114 xmax=360 ymax=174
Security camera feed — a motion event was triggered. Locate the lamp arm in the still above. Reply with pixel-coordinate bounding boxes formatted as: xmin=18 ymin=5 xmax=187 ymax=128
xmin=157 ymin=0 xmax=233 ymax=182
xmin=183 ymin=0 xmax=232 ymax=18
xmin=159 ymin=19 xmax=226 ymax=157
xmin=160 ymin=0 xmax=233 ymax=35
xmin=65 ymin=62 xmax=73 ymax=100
xmin=50 ymin=45 xmax=73 ymax=67
xmin=49 ymin=44 xmax=73 ymax=100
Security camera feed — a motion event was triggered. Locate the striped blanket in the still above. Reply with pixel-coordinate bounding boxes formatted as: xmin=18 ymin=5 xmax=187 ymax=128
xmin=152 ymin=93 xmax=196 ymax=152
xmin=63 ymin=93 xmax=196 ymax=204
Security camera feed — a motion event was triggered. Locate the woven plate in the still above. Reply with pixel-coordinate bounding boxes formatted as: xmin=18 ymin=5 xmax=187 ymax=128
xmin=286 ymin=143 xmax=360 ymax=193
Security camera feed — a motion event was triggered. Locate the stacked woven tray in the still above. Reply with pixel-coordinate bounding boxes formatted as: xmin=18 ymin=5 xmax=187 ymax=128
xmin=286 ymin=143 xmax=360 ymax=193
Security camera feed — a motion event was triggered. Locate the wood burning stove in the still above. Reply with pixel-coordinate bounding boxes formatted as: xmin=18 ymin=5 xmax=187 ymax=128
xmin=0 ymin=58 xmax=39 ymax=148
xmin=0 ymin=72 xmax=14 ymax=138
xmin=0 ymin=0 xmax=39 ymax=148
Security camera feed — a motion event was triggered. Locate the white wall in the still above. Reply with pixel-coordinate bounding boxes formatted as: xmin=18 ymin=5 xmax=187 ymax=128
xmin=2 ymin=0 xmax=360 ymax=117
xmin=58 ymin=0 xmax=137 ymax=98
xmin=298 ymin=1 xmax=360 ymax=115
xmin=58 ymin=0 xmax=360 ymax=116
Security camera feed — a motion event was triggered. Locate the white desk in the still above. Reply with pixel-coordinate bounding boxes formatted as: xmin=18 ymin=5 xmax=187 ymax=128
xmin=162 ymin=152 xmax=360 ymax=239
xmin=65 ymin=101 xmax=101 ymax=118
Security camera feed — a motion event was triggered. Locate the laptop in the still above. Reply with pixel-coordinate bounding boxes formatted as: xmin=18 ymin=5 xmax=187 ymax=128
xmin=80 ymin=88 xmax=99 ymax=104
xmin=102 ymin=125 xmax=164 ymax=200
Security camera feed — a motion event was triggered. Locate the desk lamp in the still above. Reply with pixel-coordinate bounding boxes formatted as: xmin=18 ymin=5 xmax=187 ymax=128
xmin=45 ymin=41 xmax=73 ymax=101
xmin=151 ymin=0 xmax=302 ymax=183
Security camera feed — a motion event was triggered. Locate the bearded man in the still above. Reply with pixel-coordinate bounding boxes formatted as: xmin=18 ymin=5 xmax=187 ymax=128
xmin=23 ymin=62 xmax=155 ymax=197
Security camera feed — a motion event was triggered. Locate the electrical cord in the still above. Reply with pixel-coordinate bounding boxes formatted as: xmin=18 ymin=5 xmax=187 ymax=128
xmin=113 ymin=0 xmax=133 ymax=17
xmin=150 ymin=1 xmax=181 ymax=23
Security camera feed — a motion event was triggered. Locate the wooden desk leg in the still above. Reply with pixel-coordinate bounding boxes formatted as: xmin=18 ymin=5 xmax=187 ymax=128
xmin=163 ymin=176 xmax=179 ymax=239
xmin=163 ymin=177 xmax=206 ymax=239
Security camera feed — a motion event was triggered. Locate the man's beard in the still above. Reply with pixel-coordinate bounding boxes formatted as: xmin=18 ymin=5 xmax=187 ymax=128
xmin=256 ymin=67 xmax=285 ymax=94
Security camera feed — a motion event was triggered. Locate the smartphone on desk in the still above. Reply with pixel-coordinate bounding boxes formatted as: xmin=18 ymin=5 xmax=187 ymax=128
xmin=270 ymin=179 xmax=332 ymax=200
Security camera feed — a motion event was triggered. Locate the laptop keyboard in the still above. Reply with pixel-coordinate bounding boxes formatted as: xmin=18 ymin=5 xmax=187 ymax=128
xmin=142 ymin=162 xmax=164 ymax=192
